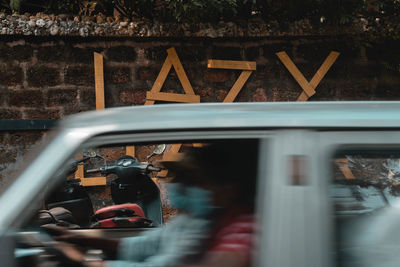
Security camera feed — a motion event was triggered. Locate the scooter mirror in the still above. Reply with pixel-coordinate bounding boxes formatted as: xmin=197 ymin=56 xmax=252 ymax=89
xmin=82 ymin=149 xmax=97 ymax=158
xmin=153 ymin=144 xmax=166 ymax=155
xmin=147 ymin=144 xmax=166 ymax=159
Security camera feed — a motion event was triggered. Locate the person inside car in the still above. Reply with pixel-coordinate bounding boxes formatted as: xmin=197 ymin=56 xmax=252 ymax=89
xmin=52 ymin=140 xmax=258 ymax=267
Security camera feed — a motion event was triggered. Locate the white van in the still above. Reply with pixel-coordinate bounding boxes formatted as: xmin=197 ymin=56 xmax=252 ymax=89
xmin=1 ymin=101 xmax=400 ymax=267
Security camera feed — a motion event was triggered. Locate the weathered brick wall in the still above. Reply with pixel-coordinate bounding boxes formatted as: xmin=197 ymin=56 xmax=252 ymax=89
xmin=0 ymin=35 xmax=399 ymax=184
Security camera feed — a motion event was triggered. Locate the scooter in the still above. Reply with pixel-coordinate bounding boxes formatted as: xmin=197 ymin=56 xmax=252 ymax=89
xmin=40 ymin=154 xmax=97 ymax=228
xmin=87 ymin=145 xmax=165 ymax=228
xmin=42 ymin=145 xmax=166 ymax=229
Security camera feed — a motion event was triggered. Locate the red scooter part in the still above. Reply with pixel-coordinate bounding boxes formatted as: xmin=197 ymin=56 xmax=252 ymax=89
xmin=92 ymin=217 xmax=152 ymax=228
xmin=94 ymin=203 xmax=146 ymax=219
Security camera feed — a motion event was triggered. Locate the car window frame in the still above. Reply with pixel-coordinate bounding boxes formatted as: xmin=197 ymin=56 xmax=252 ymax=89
xmin=0 ymin=128 xmax=273 ymax=230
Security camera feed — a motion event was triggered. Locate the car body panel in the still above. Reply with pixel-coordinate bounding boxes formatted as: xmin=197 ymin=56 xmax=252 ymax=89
xmin=62 ymin=101 xmax=400 ymax=131
xmin=2 ymin=101 xmax=400 ymax=267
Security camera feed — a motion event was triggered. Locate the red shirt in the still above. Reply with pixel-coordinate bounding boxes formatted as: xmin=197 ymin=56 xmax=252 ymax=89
xmin=207 ymin=211 xmax=255 ymax=264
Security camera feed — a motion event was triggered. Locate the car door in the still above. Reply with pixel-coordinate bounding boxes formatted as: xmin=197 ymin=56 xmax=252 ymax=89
xmin=321 ymin=130 xmax=400 ymax=267
xmin=256 ymin=130 xmax=331 ymax=267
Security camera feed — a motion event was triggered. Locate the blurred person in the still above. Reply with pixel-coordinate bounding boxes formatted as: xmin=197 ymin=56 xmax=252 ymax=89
xmin=167 ymin=140 xmax=258 ymax=267
xmin=52 ymin=140 xmax=258 ymax=267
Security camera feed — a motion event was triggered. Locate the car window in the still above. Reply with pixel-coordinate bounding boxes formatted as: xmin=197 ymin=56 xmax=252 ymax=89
xmin=331 ymin=150 xmax=400 ymax=267
xmin=13 ymin=138 xmax=260 ymax=267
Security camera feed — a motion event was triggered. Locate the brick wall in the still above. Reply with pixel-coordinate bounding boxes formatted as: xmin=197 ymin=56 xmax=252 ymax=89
xmin=0 ymin=35 xmax=400 ymax=185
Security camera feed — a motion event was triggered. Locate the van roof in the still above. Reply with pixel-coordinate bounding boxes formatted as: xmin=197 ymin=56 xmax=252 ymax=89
xmin=61 ymin=101 xmax=400 ymax=132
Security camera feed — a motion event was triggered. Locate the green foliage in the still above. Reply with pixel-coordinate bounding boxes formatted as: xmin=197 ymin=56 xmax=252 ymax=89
xmin=3 ymin=0 xmax=115 ymax=15
xmin=113 ymin=0 xmax=155 ymax=20
xmin=0 ymin=0 xmax=10 ymax=12
xmin=109 ymin=0 xmax=254 ymax=22
xmin=252 ymin=0 xmax=365 ymax=26
xmin=163 ymin=0 xmax=238 ymax=22
xmin=9 ymin=0 xmax=21 ymax=12
xmin=1 ymin=0 xmax=400 ymax=43
xmin=40 ymin=0 xmax=81 ymax=14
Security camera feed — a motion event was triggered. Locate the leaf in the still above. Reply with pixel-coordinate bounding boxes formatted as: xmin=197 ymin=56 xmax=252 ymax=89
xmin=9 ymin=0 xmax=21 ymax=11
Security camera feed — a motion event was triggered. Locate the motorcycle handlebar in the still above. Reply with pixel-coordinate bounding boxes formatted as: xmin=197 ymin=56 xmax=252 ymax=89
xmin=86 ymin=168 xmax=101 ymax=173
xmin=86 ymin=164 xmax=162 ymax=174
xmin=147 ymin=166 xmax=162 ymax=172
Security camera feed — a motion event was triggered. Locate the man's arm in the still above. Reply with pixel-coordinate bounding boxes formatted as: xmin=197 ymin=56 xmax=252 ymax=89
xmin=177 ymin=251 xmax=249 ymax=267
xmin=58 ymin=234 xmax=120 ymax=257
xmin=44 ymin=225 xmax=120 ymax=256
